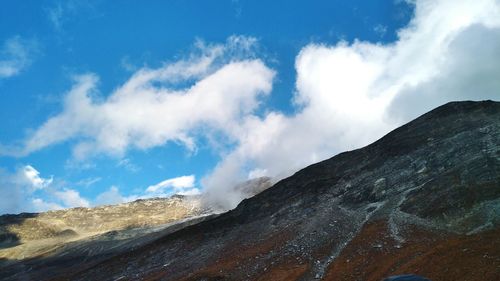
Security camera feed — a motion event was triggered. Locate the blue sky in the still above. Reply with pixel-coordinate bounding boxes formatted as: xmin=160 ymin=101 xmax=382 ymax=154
xmin=1 ymin=0 xmax=499 ymax=214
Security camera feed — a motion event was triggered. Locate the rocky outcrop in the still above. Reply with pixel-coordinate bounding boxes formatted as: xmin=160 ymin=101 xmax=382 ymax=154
xmin=1 ymin=101 xmax=499 ymax=281
xmin=0 ymin=195 xmax=210 ymax=268
xmin=0 ymin=177 xmax=272 ymax=279
xmin=1 ymin=195 xmax=204 ymax=242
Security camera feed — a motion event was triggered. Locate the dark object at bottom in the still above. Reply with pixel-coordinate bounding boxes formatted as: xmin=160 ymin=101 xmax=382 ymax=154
xmin=383 ymin=275 xmax=431 ymax=281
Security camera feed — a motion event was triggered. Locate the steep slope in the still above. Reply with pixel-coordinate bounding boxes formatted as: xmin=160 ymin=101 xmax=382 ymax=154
xmin=2 ymin=101 xmax=500 ymax=281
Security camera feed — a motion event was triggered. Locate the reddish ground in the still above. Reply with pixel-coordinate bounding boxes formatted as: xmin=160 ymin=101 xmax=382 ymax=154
xmin=139 ymin=221 xmax=500 ymax=281
xmin=324 ymin=221 xmax=500 ymax=281
xmin=146 ymin=230 xmax=298 ymax=281
xmin=255 ymin=264 xmax=309 ymax=281
xmin=59 ymin=221 xmax=500 ymax=281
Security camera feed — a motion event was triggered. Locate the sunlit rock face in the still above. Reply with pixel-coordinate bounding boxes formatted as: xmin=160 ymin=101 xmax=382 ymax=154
xmin=0 ymin=195 xmax=210 ymax=262
xmin=1 ymin=196 xmax=203 ymax=241
xmin=1 ymin=101 xmax=499 ymax=281
xmin=0 ymin=177 xmax=272 ymax=273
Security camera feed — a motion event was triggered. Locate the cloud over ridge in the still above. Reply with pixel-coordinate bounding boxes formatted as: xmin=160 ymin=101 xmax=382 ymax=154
xmin=202 ymin=0 xmax=500 ymax=209
xmin=3 ymin=0 xmax=500 ymax=212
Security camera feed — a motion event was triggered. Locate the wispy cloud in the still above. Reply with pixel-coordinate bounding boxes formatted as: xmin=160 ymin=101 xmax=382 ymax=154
xmin=117 ymin=158 xmax=141 ymax=173
xmin=75 ymin=176 xmax=102 ymax=188
xmin=45 ymin=0 xmax=100 ymax=32
xmin=231 ymin=0 xmax=243 ymax=18
xmin=10 ymin=36 xmax=273 ymax=159
xmin=373 ymin=24 xmax=388 ymax=38
xmin=0 ymin=36 xmax=38 ymax=78
xmin=46 ymin=2 xmax=65 ymax=31
xmin=146 ymin=175 xmax=195 ymax=194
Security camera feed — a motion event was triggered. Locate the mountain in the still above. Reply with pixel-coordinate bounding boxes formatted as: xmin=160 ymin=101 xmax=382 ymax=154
xmin=0 ymin=177 xmax=272 ymax=280
xmin=0 ymin=195 xmax=212 ymax=269
xmin=1 ymin=101 xmax=499 ymax=281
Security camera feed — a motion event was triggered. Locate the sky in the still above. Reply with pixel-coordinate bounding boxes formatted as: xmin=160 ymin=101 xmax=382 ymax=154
xmin=1 ymin=0 xmax=499 ymax=214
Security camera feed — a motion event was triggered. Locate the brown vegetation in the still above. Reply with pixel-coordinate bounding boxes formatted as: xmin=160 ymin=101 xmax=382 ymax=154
xmin=324 ymin=221 xmax=500 ymax=281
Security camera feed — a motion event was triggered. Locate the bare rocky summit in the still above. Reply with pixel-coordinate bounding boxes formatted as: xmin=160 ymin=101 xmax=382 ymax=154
xmin=0 ymin=176 xmax=272 ymax=280
xmin=0 ymin=195 xmax=211 ymax=268
xmin=1 ymin=195 xmax=203 ymax=242
xmin=1 ymin=101 xmax=499 ymax=281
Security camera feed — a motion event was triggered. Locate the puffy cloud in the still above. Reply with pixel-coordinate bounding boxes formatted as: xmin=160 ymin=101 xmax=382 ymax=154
xmin=0 ymin=164 xmax=202 ymax=214
xmin=54 ymin=189 xmax=90 ymax=208
xmin=14 ymin=36 xmax=274 ymax=159
xmin=21 ymin=165 xmax=53 ymax=190
xmin=0 ymin=164 xmax=200 ymax=213
xmin=0 ymin=165 xmax=90 ymax=214
xmin=94 ymin=186 xmax=128 ymax=206
xmin=388 ymin=23 xmax=500 ymax=121
xmin=0 ymin=36 xmax=37 ymax=78
xmin=5 ymin=1 xmax=500 ymax=212
xmin=0 ymin=165 xmax=52 ymax=214
xmin=146 ymin=175 xmax=195 ymax=194
xmin=32 ymin=198 xmax=63 ymax=212
xmin=202 ymin=0 xmax=500 ymax=209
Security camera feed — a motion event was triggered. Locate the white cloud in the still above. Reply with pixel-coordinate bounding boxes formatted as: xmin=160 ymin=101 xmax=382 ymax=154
xmin=117 ymin=158 xmax=141 ymax=173
xmin=94 ymin=186 xmax=127 ymax=206
xmin=75 ymin=176 xmax=102 ymax=187
xmin=13 ymin=36 xmax=274 ymax=159
xmin=0 ymin=165 xmax=92 ymax=214
xmin=146 ymin=175 xmax=195 ymax=193
xmin=0 ymin=164 xmax=199 ymax=214
xmin=46 ymin=2 xmax=64 ymax=30
xmin=176 ymin=188 xmax=201 ymax=196
xmin=0 ymin=166 xmax=50 ymax=214
xmin=374 ymin=24 xmax=388 ymax=37
xmin=32 ymin=198 xmax=63 ymax=212
xmin=54 ymin=189 xmax=90 ymax=208
xmin=21 ymin=165 xmax=53 ymax=190
xmin=46 ymin=0 xmax=98 ymax=31
xmin=202 ymin=0 xmax=500 ymax=209
xmin=247 ymin=168 xmax=268 ymax=180
xmin=94 ymin=180 xmax=200 ymax=207
xmin=4 ymin=0 xmax=500 ymax=212
xmin=0 ymin=36 xmax=37 ymax=78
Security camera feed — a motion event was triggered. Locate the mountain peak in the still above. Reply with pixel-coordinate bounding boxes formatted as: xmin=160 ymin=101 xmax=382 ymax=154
xmin=1 ymin=101 xmax=499 ymax=281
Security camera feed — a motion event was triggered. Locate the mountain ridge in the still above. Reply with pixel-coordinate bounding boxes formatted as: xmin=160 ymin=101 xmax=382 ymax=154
xmin=1 ymin=100 xmax=499 ymax=281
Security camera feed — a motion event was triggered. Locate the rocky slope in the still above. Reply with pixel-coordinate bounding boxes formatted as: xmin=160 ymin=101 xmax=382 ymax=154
xmin=1 ymin=101 xmax=499 ymax=281
xmin=1 ymin=195 xmax=203 ymax=242
xmin=0 ymin=195 xmax=210 ymax=265
xmin=0 ymin=176 xmax=272 ymax=280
